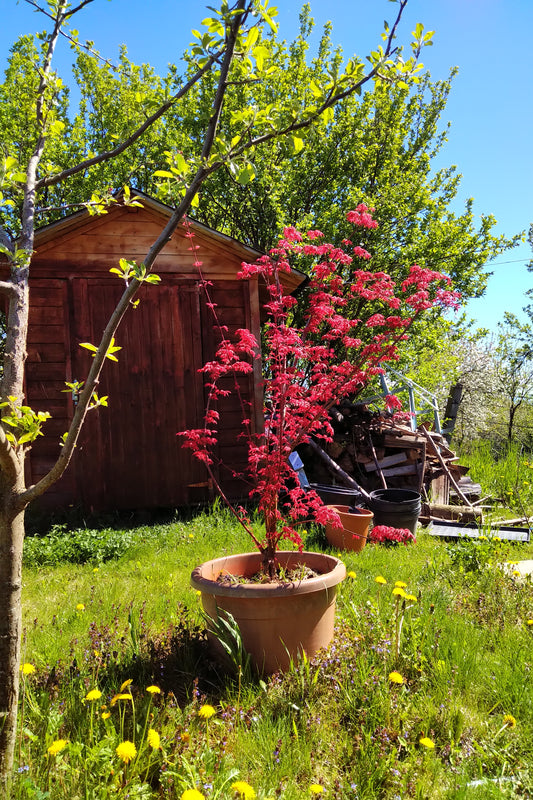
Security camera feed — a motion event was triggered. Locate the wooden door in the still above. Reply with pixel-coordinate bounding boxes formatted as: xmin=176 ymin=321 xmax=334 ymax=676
xmin=70 ymin=278 xmax=207 ymax=511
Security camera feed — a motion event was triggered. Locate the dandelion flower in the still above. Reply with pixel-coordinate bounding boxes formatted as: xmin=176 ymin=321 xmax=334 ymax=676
xmin=85 ymin=689 xmax=102 ymax=702
xmin=388 ymin=671 xmax=404 ymax=685
xmin=406 ymin=594 xmax=418 ymax=602
xmin=231 ymin=781 xmax=256 ymax=799
xmin=527 ymin=620 xmax=533 ymax=626
xmin=513 ymin=570 xmax=521 ymax=577
xmin=47 ymin=739 xmax=67 ymax=756
xmin=198 ymin=704 xmax=216 ymax=719
xmin=20 ymin=663 xmax=36 ymax=675
xmin=119 ymin=678 xmax=133 ymax=692
xmin=394 ymin=581 xmax=407 ymax=588
xmin=503 ymin=714 xmax=517 ymax=728
xmin=375 ymin=575 xmax=387 ymax=585
xmin=76 ymin=603 xmax=85 ymax=611
xmin=147 ymin=728 xmax=161 ymax=749
xmin=111 ymin=693 xmax=133 ymax=706
xmin=347 ymin=571 xmax=357 ymax=579
xmin=181 ymin=790 xmax=205 ymax=800
xmin=116 ymin=740 xmax=137 ymax=763
xmin=102 ymin=711 xmax=111 ymax=720
xmin=181 ymin=731 xmax=190 ymax=742
xmin=146 ymin=685 xmax=161 ymax=694
xmin=392 ymin=587 xmax=406 ymax=597
xmin=419 ymin=737 xmax=435 ymax=749
xmin=310 ymin=785 xmax=324 ymax=795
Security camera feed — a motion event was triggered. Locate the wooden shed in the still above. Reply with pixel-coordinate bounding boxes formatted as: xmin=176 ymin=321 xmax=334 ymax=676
xmin=18 ymin=192 xmax=304 ymax=512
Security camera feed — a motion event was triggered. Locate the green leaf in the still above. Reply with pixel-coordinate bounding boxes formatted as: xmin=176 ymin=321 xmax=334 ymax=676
xmin=253 ymin=45 xmax=270 ymax=72
xmin=289 ymin=136 xmax=304 ymax=155
xmin=309 ymin=80 xmax=322 ymax=99
xmin=236 ymin=164 xmax=256 ymax=185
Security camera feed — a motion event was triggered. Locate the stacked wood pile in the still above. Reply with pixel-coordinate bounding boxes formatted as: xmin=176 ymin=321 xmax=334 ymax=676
xmin=299 ymin=402 xmax=483 ymax=523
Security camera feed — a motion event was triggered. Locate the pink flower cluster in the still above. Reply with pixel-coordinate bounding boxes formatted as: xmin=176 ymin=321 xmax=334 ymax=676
xmin=369 ymin=525 xmax=416 ymax=545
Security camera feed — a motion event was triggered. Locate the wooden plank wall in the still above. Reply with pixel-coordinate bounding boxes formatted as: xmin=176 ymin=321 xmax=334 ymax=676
xmin=25 ymin=279 xmax=77 ymax=506
xmin=25 ymin=204 xmax=265 ymax=512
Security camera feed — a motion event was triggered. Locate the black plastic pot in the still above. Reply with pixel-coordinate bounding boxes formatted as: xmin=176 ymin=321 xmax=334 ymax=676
xmin=368 ymin=489 xmax=421 ymax=535
xmin=310 ymin=483 xmax=365 ymax=507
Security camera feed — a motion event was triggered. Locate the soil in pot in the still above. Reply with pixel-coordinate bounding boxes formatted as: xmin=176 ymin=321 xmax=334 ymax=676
xmin=324 ymin=504 xmax=373 ymax=552
xmin=191 ymin=550 xmax=346 ymax=674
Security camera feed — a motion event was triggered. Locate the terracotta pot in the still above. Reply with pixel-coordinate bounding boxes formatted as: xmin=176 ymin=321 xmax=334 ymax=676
xmin=324 ymin=504 xmax=373 ymax=553
xmin=191 ymin=550 xmax=346 ymax=674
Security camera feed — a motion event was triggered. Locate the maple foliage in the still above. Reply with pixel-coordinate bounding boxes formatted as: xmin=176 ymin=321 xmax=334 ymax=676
xmin=179 ymin=207 xmax=459 ymax=574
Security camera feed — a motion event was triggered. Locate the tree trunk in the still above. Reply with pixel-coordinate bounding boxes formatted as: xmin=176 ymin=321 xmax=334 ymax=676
xmin=0 ymin=467 xmax=26 ymax=784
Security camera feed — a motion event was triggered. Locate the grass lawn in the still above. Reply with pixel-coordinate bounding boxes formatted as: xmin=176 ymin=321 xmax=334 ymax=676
xmin=10 ymin=509 xmax=533 ymax=799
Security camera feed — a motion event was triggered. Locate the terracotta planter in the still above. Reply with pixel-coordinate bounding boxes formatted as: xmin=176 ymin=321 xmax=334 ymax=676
xmin=324 ymin=504 xmax=373 ymax=553
xmin=191 ymin=550 xmax=346 ymax=674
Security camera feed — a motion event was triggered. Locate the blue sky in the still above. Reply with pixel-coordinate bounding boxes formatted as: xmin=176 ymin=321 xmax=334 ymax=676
xmin=2 ymin=0 xmax=532 ymax=333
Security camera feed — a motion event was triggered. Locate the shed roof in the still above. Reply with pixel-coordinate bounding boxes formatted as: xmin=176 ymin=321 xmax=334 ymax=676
xmin=29 ymin=189 xmax=307 ymax=294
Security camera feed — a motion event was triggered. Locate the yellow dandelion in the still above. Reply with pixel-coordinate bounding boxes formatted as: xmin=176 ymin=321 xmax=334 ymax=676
xmin=347 ymin=571 xmax=357 ymax=579
xmin=110 ymin=693 xmax=133 ymax=706
xmin=181 ymin=790 xmax=205 ymax=800
xmin=93 ymin=650 xmax=101 ymax=658
xmin=513 ymin=570 xmax=521 ymax=577
xmin=392 ymin=587 xmax=406 ymax=597
xmin=231 ymin=781 xmax=256 ymax=799
xmin=102 ymin=711 xmax=111 ymax=720
xmin=47 ymin=739 xmax=68 ymax=756
xmin=181 ymin=731 xmax=190 ymax=742
xmin=76 ymin=603 xmax=85 ymax=611
xmin=394 ymin=581 xmax=407 ymax=588
xmin=119 ymin=678 xmax=133 ymax=692
xmin=405 ymin=594 xmax=418 ymax=602
xmin=198 ymin=704 xmax=216 ymax=719
xmin=146 ymin=685 xmax=161 ymax=694
xmin=20 ymin=663 xmax=36 ymax=675
xmin=388 ymin=671 xmax=404 ymax=685
xmin=93 ymin=567 xmax=99 ymax=572
xmin=85 ymin=689 xmax=102 ymax=702
xmin=147 ymin=728 xmax=161 ymax=750
xmin=375 ymin=575 xmax=387 ymax=585
xmin=503 ymin=714 xmax=517 ymax=728
xmin=527 ymin=620 xmax=533 ymax=626
xmin=419 ymin=736 xmax=435 ymax=749
xmin=116 ymin=740 xmax=137 ymax=763
xmin=310 ymin=785 xmax=324 ymax=795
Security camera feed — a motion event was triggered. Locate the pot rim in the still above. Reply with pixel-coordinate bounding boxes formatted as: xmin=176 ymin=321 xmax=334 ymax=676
xmin=191 ymin=550 xmax=346 ymax=599
xmin=325 ymin=503 xmax=374 ymax=518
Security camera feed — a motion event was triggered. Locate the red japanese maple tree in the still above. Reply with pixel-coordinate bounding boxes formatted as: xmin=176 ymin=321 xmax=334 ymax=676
xmin=179 ymin=207 xmax=459 ymax=576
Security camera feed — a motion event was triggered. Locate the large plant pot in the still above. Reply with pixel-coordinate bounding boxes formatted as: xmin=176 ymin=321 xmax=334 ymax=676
xmin=324 ymin=504 xmax=373 ymax=552
xmin=368 ymin=489 xmax=421 ymax=535
xmin=191 ymin=550 xmax=346 ymax=674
